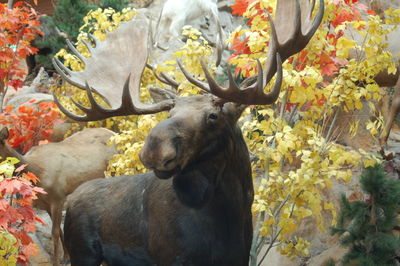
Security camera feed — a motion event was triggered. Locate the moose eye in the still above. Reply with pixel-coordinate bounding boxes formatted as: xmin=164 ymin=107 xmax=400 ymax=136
xmin=208 ymin=113 xmax=218 ymax=120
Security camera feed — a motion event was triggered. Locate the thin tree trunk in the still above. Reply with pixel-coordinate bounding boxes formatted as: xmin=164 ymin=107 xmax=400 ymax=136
xmin=7 ymin=0 xmax=13 ymax=9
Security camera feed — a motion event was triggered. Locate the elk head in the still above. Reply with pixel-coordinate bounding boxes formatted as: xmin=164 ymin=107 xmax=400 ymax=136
xmin=53 ymin=0 xmax=323 ymax=207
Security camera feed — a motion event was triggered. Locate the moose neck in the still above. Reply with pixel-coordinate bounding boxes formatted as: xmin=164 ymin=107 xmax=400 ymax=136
xmin=0 ymin=144 xmax=43 ymax=175
xmin=1 ymin=143 xmax=25 ymax=164
xmin=209 ymin=125 xmax=253 ymax=206
xmin=169 ymin=124 xmax=253 ymax=264
xmin=172 ymin=124 xmax=253 ymax=211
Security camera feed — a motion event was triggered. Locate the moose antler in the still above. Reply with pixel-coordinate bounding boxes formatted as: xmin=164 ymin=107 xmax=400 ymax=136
xmin=179 ymin=0 xmax=324 ymax=105
xmin=54 ymin=0 xmax=324 ymax=121
xmin=53 ymin=13 xmax=175 ymax=121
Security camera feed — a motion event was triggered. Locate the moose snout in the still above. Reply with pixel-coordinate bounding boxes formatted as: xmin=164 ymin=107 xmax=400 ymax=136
xmin=140 ymin=137 xmax=178 ymax=171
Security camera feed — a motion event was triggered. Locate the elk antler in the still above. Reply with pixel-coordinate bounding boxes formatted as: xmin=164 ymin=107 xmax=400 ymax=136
xmin=180 ymin=0 xmax=324 ymax=105
xmin=53 ymin=13 xmax=175 ymax=121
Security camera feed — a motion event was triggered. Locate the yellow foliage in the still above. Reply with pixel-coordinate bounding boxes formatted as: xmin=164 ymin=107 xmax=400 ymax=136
xmin=0 ymin=230 xmax=18 ymax=265
xmin=234 ymin=0 xmax=400 ymax=259
xmin=54 ymin=6 xmax=215 ymax=176
xmin=105 ymin=26 xmax=215 ymax=176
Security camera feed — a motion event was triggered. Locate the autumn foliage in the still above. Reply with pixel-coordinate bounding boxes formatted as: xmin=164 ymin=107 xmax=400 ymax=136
xmin=0 ymin=102 xmax=63 ymax=154
xmin=227 ymin=0 xmax=399 ymax=263
xmin=0 ymin=1 xmax=41 ymax=98
xmin=0 ymin=158 xmax=45 ymax=265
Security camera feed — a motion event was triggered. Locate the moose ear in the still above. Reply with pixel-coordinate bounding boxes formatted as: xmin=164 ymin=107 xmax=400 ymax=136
xmin=222 ymin=102 xmax=247 ymax=123
xmin=173 ymin=169 xmax=214 ymax=209
xmin=149 ymin=86 xmax=177 ymax=103
xmin=0 ymin=127 xmax=9 ymax=142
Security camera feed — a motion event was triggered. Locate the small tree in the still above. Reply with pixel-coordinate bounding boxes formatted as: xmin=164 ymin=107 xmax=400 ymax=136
xmin=0 ymin=102 xmax=63 ymax=154
xmin=0 ymin=1 xmax=42 ymax=110
xmin=0 ymin=157 xmax=45 ymax=265
xmin=332 ymin=165 xmax=400 ymax=266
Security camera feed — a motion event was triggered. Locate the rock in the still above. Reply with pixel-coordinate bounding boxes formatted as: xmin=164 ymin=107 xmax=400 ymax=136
xmin=143 ymin=0 xmax=244 ymax=68
xmin=29 ymin=209 xmax=53 ymax=265
xmin=29 ymin=233 xmax=52 ymax=266
xmin=307 ymin=244 xmax=347 ymax=266
xmin=218 ymin=0 xmax=233 ymax=13
xmin=6 ymin=93 xmax=54 ymax=107
xmin=258 ymin=246 xmax=300 ymax=266
xmin=130 ymin=0 xmax=154 ymax=8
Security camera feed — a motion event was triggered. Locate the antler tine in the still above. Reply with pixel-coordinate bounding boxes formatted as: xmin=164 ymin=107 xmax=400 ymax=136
xmin=202 ymin=53 xmax=283 ymax=104
xmin=261 ymin=0 xmax=323 ymax=84
xmin=53 ymin=80 xmax=128 ymax=122
xmin=159 ymin=72 xmax=180 ymax=89
xmin=274 ymin=0 xmax=324 ymax=60
xmin=129 ymin=73 xmax=175 ymax=113
xmin=256 ymin=54 xmax=283 ymax=104
xmin=303 ymin=0 xmax=324 ymax=41
xmin=199 ymin=59 xmax=239 ymax=96
xmin=146 ymin=63 xmax=179 ymax=89
xmin=262 ymin=12 xmax=280 ymax=86
xmin=52 ymin=57 xmax=86 ymax=90
xmin=177 ymin=60 xmax=211 ymax=93
xmin=54 ymin=74 xmax=175 ymax=122
xmin=188 ymin=9 xmax=282 ymax=104
xmin=215 ymin=19 xmax=224 ymax=67
xmin=53 ymin=93 xmax=89 ymax=122
xmin=66 ymin=39 xmax=86 ymax=63
xmin=186 ymin=0 xmax=323 ymax=105
xmin=87 ymin=33 xmax=98 ymax=47
xmin=54 ymin=14 xmax=176 ymax=121
xmin=81 ymin=38 xmax=95 ymax=55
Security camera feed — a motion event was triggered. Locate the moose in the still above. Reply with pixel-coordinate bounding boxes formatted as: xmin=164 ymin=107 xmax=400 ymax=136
xmin=0 ymin=127 xmax=116 ymax=265
xmin=52 ymin=0 xmax=323 ymax=265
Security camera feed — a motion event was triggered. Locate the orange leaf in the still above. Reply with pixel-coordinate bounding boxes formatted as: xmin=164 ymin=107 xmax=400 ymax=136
xmin=27 ymin=99 xmax=37 ymax=104
xmin=22 ymin=172 xmax=40 ymax=184
xmin=232 ymin=0 xmax=249 ymax=16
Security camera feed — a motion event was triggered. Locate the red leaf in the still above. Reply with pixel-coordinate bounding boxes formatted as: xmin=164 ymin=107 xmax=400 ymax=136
xmin=18 ymin=105 xmax=34 ymax=114
xmin=6 ymin=79 xmax=23 ymax=89
xmin=13 ymin=1 xmax=25 ymax=8
xmin=0 ymin=178 xmax=22 ymax=194
xmin=18 ymin=183 xmax=33 ymax=197
xmin=15 ymin=164 xmax=27 ymax=173
xmin=321 ymin=63 xmax=339 ymax=77
xmin=0 ymin=198 xmax=9 ymax=211
xmin=32 ymin=186 xmax=46 ymax=195
xmin=230 ymin=36 xmax=251 ymax=56
xmin=232 ymin=0 xmax=249 ymax=16
xmin=34 ymin=215 xmax=46 ymax=225
xmin=0 ymin=215 xmax=8 ymax=228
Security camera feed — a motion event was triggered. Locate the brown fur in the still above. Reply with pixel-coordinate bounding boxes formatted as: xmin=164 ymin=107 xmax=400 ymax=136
xmin=0 ymin=127 xmax=117 ymax=266
xmin=63 ymin=96 xmax=253 ymax=266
